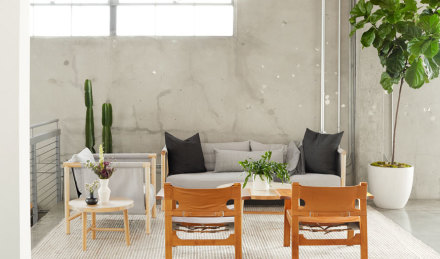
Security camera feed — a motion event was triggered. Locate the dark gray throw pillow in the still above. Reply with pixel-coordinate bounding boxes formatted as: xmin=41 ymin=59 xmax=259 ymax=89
xmin=303 ymin=128 xmax=343 ymax=175
xmin=165 ymin=132 xmax=207 ymax=175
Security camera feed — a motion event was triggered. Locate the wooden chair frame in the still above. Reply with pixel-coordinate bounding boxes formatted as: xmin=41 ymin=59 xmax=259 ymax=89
xmin=63 ymin=153 xmax=157 ymax=234
xmin=160 ymin=146 xmax=348 ymax=212
xmin=164 ymin=183 xmax=242 ymax=259
xmin=284 ymin=182 xmax=368 ymax=259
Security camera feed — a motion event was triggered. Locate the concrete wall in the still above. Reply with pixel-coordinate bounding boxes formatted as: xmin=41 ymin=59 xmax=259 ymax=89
xmin=355 ymin=36 xmax=440 ymax=199
xmin=31 ymin=1 xmax=353 ymax=178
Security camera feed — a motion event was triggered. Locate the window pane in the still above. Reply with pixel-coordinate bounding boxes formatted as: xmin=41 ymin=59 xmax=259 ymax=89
xmin=117 ymin=6 xmax=155 ymax=36
xmin=72 ymin=6 xmax=109 ymax=36
xmin=33 ymin=6 xmax=71 ymax=36
xmin=156 ymin=6 xmax=194 ymax=36
xmin=195 ymin=5 xmax=232 ymax=36
xmin=71 ymin=0 xmax=109 ymax=3
xmin=119 ymin=0 xmax=155 ymax=3
xmin=31 ymin=0 xmax=73 ymax=3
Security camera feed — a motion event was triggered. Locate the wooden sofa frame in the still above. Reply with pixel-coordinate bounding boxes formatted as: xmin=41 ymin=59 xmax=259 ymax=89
xmin=63 ymin=153 xmax=157 ymax=234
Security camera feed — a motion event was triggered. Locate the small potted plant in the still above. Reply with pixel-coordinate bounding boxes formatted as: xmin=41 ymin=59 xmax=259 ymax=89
xmin=86 ymin=144 xmax=115 ymax=204
xmin=85 ymin=180 xmax=99 ymax=205
xmin=239 ymin=151 xmax=290 ymax=190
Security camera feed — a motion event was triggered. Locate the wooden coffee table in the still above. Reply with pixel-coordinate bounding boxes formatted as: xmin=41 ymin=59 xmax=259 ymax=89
xmin=218 ymin=182 xmax=374 ymax=215
xmin=68 ymin=198 xmax=134 ymax=251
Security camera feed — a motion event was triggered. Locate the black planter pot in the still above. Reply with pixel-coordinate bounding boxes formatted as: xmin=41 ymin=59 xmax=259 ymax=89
xmin=85 ymin=192 xmax=98 ymax=205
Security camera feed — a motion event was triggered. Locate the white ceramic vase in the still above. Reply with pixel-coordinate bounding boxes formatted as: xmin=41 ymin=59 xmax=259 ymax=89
xmin=253 ymin=174 xmax=270 ymax=190
xmin=368 ymin=164 xmax=414 ymax=209
xmin=98 ymin=179 xmax=111 ymax=204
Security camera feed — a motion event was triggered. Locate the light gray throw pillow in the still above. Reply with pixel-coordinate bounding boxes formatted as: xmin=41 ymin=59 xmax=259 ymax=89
xmin=214 ymin=149 xmax=284 ymax=172
xmin=286 ymin=141 xmax=302 ymax=173
xmin=201 ymin=141 xmax=250 ymax=171
xmin=250 ymin=140 xmax=288 ymax=163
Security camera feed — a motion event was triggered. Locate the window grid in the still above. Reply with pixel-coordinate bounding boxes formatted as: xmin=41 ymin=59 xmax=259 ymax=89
xmin=30 ymin=0 xmax=235 ymax=37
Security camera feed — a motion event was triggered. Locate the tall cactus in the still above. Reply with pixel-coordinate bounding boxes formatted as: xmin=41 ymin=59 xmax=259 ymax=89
xmin=102 ymin=103 xmax=113 ymax=153
xmin=84 ymin=79 xmax=95 ymax=153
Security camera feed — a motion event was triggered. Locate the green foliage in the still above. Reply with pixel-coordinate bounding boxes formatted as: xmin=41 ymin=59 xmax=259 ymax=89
xmin=350 ymin=0 xmax=440 ymax=93
xmin=84 ymin=79 xmax=95 ymax=153
xmin=102 ymin=103 xmax=113 ymax=153
xmin=239 ymin=151 xmax=289 ymax=188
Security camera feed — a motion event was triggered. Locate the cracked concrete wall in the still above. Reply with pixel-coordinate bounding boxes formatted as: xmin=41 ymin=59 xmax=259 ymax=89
xmin=31 ymin=0 xmax=353 ymax=181
xmin=356 ymin=35 xmax=440 ymax=199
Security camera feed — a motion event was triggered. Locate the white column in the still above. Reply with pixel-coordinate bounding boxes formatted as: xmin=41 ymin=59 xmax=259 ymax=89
xmin=0 ymin=0 xmax=30 ymax=258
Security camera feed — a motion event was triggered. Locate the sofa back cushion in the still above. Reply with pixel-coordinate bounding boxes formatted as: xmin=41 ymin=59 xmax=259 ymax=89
xmin=303 ymin=128 xmax=343 ymax=175
xmin=250 ymin=140 xmax=287 ymax=162
xmin=214 ymin=149 xmax=284 ymax=172
xmin=201 ymin=141 xmax=250 ymax=171
xmin=165 ymin=132 xmax=206 ymax=175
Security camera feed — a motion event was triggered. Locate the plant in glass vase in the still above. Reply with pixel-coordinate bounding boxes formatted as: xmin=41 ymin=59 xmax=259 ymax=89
xmin=239 ymin=151 xmax=289 ymax=190
xmin=349 ymin=0 xmax=440 ymax=208
xmin=84 ymin=180 xmax=99 ymax=205
xmin=86 ymin=144 xmax=115 ymax=204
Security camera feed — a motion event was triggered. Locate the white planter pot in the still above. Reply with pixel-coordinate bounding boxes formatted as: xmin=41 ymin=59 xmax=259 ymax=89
xmin=98 ymin=179 xmax=111 ymax=204
xmin=368 ymin=164 xmax=414 ymax=209
xmin=253 ymin=175 xmax=270 ymax=190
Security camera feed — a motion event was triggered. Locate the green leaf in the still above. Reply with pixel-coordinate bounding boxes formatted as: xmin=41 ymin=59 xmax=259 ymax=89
xmin=405 ymin=58 xmax=426 ymax=88
xmin=386 ymin=48 xmax=406 ymax=78
xmin=408 ymin=38 xmax=430 ymax=56
xmin=361 ymin=27 xmax=376 ymax=47
xmin=376 ymin=0 xmax=400 ymax=10
xmin=378 ymin=23 xmax=393 ymax=38
xmin=423 ymin=39 xmax=440 ymax=58
xmin=380 ymin=72 xmax=398 ymax=93
xmin=350 ymin=20 xmax=367 ymax=36
xmin=401 ymin=0 xmax=418 ymax=14
xmin=369 ymin=9 xmax=386 ymax=24
xmin=396 ymin=21 xmax=422 ymax=39
xmin=418 ymin=14 xmax=440 ymax=34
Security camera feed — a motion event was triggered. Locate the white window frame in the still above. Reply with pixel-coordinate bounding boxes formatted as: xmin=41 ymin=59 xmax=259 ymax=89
xmin=30 ymin=0 xmax=236 ymax=37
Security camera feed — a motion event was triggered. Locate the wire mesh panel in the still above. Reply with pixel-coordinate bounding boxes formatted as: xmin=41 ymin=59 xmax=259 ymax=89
xmin=30 ymin=119 xmax=61 ymax=225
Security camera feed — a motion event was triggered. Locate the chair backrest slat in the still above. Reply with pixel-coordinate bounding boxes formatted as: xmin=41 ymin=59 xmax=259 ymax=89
xmin=164 ymin=183 xmax=241 ymax=216
xmin=291 ymin=182 xmax=367 ymax=216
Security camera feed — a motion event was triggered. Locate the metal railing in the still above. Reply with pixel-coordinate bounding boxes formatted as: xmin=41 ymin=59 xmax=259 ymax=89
xmin=30 ymin=119 xmax=61 ymax=225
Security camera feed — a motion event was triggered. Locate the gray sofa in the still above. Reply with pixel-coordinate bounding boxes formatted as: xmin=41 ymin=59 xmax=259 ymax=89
xmin=160 ymin=140 xmax=346 ymax=190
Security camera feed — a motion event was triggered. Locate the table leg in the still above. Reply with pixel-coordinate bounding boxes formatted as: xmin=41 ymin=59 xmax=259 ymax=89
xmin=82 ymin=212 xmax=87 ymax=251
xmin=123 ymin=210 xmax=130 ymax=246
xmin=91 ymin=212 xmax=96 ymax=240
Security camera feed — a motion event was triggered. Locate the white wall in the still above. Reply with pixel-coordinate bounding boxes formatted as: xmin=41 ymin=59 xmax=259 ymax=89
xmin=0 ymin=0 xmax=30 ymax=257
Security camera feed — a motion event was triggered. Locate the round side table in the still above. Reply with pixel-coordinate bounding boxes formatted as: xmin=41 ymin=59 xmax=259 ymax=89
xmin=69 ymin=198 xmax=134 ymax=251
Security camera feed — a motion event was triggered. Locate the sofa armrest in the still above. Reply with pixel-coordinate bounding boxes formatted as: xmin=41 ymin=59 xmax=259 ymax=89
xmin=338 ymin=148 xmax=347 ymax=187
xmin=161 ymin=146 xmax=168 ymax=190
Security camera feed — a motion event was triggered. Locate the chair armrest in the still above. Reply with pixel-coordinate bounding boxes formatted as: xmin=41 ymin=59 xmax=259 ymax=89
xmin=338 ymin=148 xmax=346 ymax=187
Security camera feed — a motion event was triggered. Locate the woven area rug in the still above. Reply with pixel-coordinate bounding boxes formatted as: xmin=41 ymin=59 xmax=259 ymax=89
xmin=32 ymin=205 xmax=440 ymax=258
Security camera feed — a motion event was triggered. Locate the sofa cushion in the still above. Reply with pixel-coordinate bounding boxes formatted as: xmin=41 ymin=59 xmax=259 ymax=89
xmin=166 ymin=172 xmax=248 ymax=189
xmin=166 ymin=172 xmax=341 ymax=189
xmin=290 ymin=173 xmax=341 ymax=187
xmin=165 ymin=132 xmax=206 ymax=175
xmin=214 ymin=149 xmax=284 ymax=172
xmin=250 ymin=140 xmax=288 ymax=162
xmin=201 ymin=141 xmax=250 ymax=171
xmin=303 ymin=128 xmax=343 ymax=175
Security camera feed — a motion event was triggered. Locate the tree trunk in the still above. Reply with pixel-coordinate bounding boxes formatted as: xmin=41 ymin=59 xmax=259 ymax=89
xmin=391 ymin=77 xmax=405 ymax=165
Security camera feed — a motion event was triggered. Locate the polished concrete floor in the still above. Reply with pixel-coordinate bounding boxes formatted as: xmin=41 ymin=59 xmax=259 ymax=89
xmin=372 ymin=199 xmax=440 ymax=254
xmin=32 ymin=200 xmax=440 ymax=254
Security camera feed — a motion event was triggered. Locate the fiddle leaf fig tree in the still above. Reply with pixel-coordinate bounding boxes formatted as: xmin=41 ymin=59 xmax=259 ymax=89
xmin=350 ymin=0 xmax=440 ymax=166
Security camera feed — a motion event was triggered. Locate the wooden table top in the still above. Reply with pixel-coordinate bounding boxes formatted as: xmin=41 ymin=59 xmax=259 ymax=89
xmin=69 ymin=198 xmax=134 ymax=213
xmin=156 ymin=182 xmax=374 ymax=201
